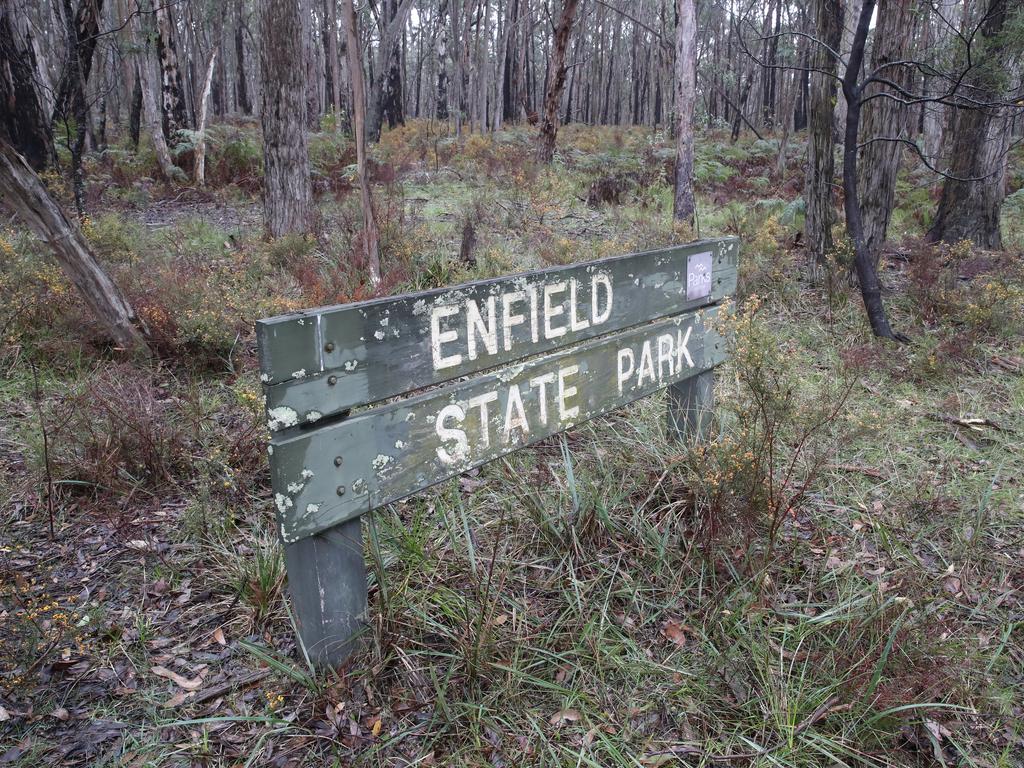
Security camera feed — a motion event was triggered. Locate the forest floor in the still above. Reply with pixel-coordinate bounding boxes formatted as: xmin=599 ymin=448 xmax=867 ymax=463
xmin=1 ymin=122 xmax=1023 ymax=767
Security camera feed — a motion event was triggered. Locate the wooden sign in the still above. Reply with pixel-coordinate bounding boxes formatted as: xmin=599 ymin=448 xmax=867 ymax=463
xmin=256 ymin=238 xmax=738 ymax=665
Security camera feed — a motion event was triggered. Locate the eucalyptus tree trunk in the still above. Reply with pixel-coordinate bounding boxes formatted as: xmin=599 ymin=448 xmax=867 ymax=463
xmin=326 ymin=0 xmax=344 ymax=131
xmin=0 ymin=8 xmax=54 ymax=171
xmin=536 ymin=0 xmax=580 ymax=162
xmin=260 ymin=0 xmax=313 ymax=237
xmin=833 ymin=0 xmax=862 ymax=138
xmin=841 ymin=0 xmax=904 ymax=340
xmin=858 ymin=0 xmax=918 ymax=264
xmin=0 ymin=140 xmax=149 ymax=354
xmin=129 ymin=1 xmax=178 ymax=182
xmin=155 ymin=0 xmax=189 ymax=141
xmin=673 ymin=0 xmax=697 ymax=226
xmin=367 ymin=0 xmax=415 ymax=141
xmin=194 ymin=49 xmax=217 ymax=186
xmin=51 ymin=0 xmax=104 ymax=127
xmin=805 ymin=0 xmax=841 ymax=270
xmin=927 ymin=0 xmax=1015 ymax=249
xmin=234 ymin=0 xmax=252 ymax=115
xmin=342 ymin=0 xmax=381 ymax=285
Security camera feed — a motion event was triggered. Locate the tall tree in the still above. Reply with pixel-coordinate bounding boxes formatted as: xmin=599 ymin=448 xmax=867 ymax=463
xmin=859 ymin=0 xmax=917 ymax=263
xmin=673 ymin=0 xmax=697 ymax=225
xmin=536 ymin=0 xmax=580 ymax=162
xmin=0 ymin=6 xmax=54 ymax=171
xmin=259 ymin=0 xmax=313 ymax=238
xmin=804 ymin=0 xmax=841 ymax=269
xmin=129 ymin=0 xmax=179 ymax=182
xmin=155 ymin=0 xmax=189 ymax=140
xmin=366 ymin=0 xmax=415 ymax=141
xmin=927 ymin=0 xmax=1018 ymax=249
xmin=51 ymin=0 xmax=105 ymax=128
xmin=342 ymin=0 xmax=381 ymax=285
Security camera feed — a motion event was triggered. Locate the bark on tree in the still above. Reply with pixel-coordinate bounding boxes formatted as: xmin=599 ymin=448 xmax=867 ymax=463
xmin=128 ymin=71 xmax=142 ymax=149
xmin=436 ymin=0 xmax=450 ymax=119
xmin=841 ymin=0 xmax=904 ymax=340
xmin=927 ymin=0 xmax=1015 ymax=249
xmin=805 ymin=0 xmax=842 ymax=269
xmin=0 ymin=8 xmax=54 ymax=171
xmin=51 ymin=0 xmax=105 ymax=127
xmin=536 ymin=0 xmax=580 ymax=163
xmin=129 ymin=2 xmax=179 ymax=182
xmin=366 ymin=0 xmax=416 ymax=141
xmin=259 ymin=0 xmax=313 ymax=238
xmin=673 ymin=0 xmax=697 ymax=226
xmin=833 ymin=0 xmax=862 ymax=137
xmin=155 ymin=1 xmax=189 ymax=141
xmin=858 ymin=0 xmax=917 ymax=264
xmin=194 ymin=49 xmax=217 ymax=187
xmin=234 ymin=0 xmax=252 ymax=115
xmin=342 ymin=0 xmax=382 ymax=285
xmin=0 ymin=140 xmax=149 ymax=353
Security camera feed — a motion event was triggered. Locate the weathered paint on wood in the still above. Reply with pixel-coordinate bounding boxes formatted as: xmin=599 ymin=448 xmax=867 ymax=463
xmin=258 ymin=239 xmax=737 ymax=431
xmin=283 ymin=517 xmax=367 ymax=665
xmin=268 ymin=305 xmax=724 ymax=543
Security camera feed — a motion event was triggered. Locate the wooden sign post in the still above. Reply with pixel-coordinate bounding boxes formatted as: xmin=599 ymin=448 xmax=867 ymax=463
xmin=257 ymin=238 xmax=738 ymax=666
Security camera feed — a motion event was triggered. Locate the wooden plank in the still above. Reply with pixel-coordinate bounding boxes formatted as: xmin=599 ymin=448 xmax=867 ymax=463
xmin=258 ymin=238 xmax=737 ymax=431
xmin=267 ymin=304 xmax=725 ymax=543
xmin=282 ymin=517 xmax=367 ymax=666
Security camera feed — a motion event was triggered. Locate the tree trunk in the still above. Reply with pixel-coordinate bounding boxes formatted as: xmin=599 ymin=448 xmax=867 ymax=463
xmin=842 ymin=0 xmax=903 ymax=340
xmin=130 ymin=2 xmax=178 ymax=182
xmin=926 ymin=0 xmax=1013 ymax=249
xmin=234 ymin=1 xmax=252 ymax=115
xmin=805 ymin=0 xmax=841 ymax=269
xmin=0 ymin=140 xmax=149 ymax=353
xmin=673 ymin=0 xmax=697 ymax=226
xmin=536 ymin=0 xmax=580 ymax=163
xmin=437 ymin=0 xmax=450 ymax=119
xmin=260 ymin=0 xmax=313 ymax=238
xmin=51 ymin=0 xmax=105 ymax=127
xmin=342 ymin=0 xmax=381 ymax=285
xmin=833 ymin=0 xmax=862 ymax=139
xmin=326 ymin=0 xmax=344 ymax=130
xmin=128 ymin=71 xmax=142 ymax=149
xmin=367 ymin=0 xmax=415 ymax=141
xmin=194 ymin=49 xmax=217 ymax=187
xmin=302 ymin=0 xmax=321 ymax=131
xmin=155 ymin=1 xmax=189 ymax=141
xmin=0 ymin=8 xmax=54 ymax=171
xmin=858 ymin=0 xmax=917 ymax=264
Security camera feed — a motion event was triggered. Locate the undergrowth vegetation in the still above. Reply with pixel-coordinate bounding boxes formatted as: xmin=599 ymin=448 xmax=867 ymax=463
xmin=0 ymin=122 xmax=1022 ymax=766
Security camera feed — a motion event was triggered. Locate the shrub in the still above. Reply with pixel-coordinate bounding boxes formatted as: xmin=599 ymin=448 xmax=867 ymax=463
xmin=680 ymin=298 xmax=862 ymax=559
xmin=40 ymin=364 xmax=191 ymax=497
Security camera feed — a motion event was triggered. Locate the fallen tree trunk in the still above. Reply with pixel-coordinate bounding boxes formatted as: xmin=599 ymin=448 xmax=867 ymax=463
xmin=0 ymin=140 xmax=150 ymax=354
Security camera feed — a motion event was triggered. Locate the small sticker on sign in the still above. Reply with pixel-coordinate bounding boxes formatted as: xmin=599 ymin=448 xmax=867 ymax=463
xmin=686 ymin=252 xmax=713 ymax=301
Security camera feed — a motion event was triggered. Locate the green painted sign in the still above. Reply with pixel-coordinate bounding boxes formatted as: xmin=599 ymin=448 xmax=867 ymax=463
xmin=255 ymin=237 xmax=739 ymax=666
xmin=257 ymin=239 xmax=737 ymax=429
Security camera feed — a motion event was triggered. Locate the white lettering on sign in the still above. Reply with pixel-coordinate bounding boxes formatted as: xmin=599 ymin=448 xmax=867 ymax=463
xmin=616 ymin=326 xmax=693 ymax=394
xmin=432 ymin=320 xmax=700 ymax=468
xmin=431 ymin=304 xmax=462 ymax=369
xmin=501 ymin=291 xmax=526 ymax=351
xmin=467 ymin=296 xmax=499 ymax=360
xmin=529 ymin=372 xmax=555 ymax=425
xmin=428 ymin=273 xmax=615 ymax=371
xmin=433 ymin=362 xmax=583 ymax=466
xmin=435 ymin=404 xmax=469 ymax=464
